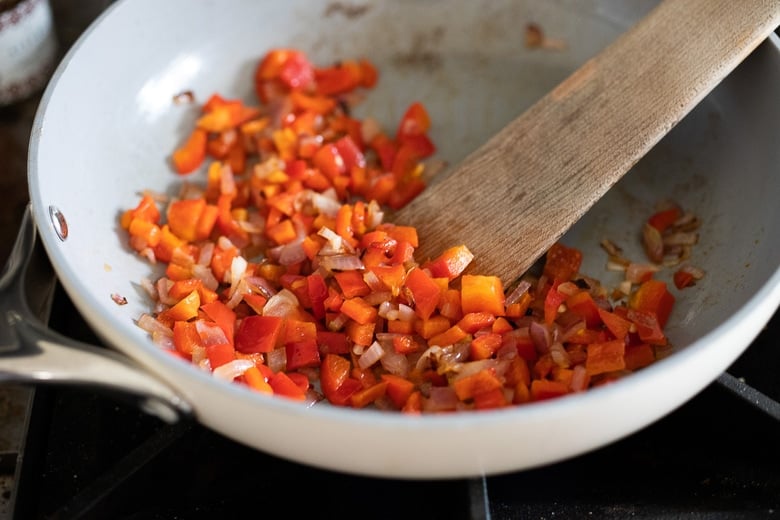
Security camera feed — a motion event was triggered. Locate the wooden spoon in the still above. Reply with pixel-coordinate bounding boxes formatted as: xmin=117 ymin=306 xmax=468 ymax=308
xmin=393 ymin=0 xmax=780 ymax=285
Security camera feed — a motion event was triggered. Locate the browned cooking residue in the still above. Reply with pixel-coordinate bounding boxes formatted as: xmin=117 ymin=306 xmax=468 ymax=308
xmin=324 ymin=2 xmax=371 ymax=19
xmin=392 ymin=27 xmax=445 ymax=71
xmin=525 ymin=23 xmax=567 ymax=51
xmin=172 ymin=90 xmax=195 ymax=105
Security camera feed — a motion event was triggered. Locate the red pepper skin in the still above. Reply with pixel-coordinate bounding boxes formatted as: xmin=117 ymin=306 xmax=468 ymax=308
xmin=673 ymin=269 xmax=696 ymax=290
xmin=234 ymin=316 xmax=284 ymax=354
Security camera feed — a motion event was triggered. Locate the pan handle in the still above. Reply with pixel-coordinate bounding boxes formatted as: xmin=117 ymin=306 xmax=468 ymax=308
xmin=0 ymin=204 xmax=192 ymax=423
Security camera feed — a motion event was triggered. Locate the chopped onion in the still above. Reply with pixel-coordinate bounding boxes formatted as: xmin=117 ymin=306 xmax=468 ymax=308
xmin=156 ymin=278 xmax=177 ymax=306
xmin=453 ymin=359 xmax=497 ymax=380
xmin=560 ymin=318 xmax=586 ymax=342
xmin=663 ymin=231 xmax=699 ymax=246
xmin=358 ymin=341 xmax=385 ymax=369
xmin=263 ymin=289 xmax=300 ymax=317
xmin=193 ymin=263 xmax=220 ymax=291
xmin=140 ymin=277 xmax=157 ymax=300
xmin=377 ymin=301 xmax=397 ymax=320
xmin=529 ymin=320 xmax=551 ymax=353
xmin=191 ymin=345 xmax=207 ymax=366
xmin=140 ymin=247 xmax=156 ymax=264
xmin=397 ymin=303 xmax=415 ymax=322
xmin=318 ymin=254 xmax=364 ymax=272
xmin=415 ymin=345 xmax=442 ymax=372
xmin=362 ymin=269 xmax=385 ymax=292
xmin=311 ymin=191 xmax=342 ymax=217
xmin=213 ymin=359 xmax=255 ymax=381
xmin=227 ymin=255 xmax=248 ymax=290
xmin=679 ymin=264 xmax=705 ymax=279
xmin=217 ymin=236 xmax=236 ymax=251
xmin=550 ymin=342 xmax=570 ymax=367
xmin=505 ymin=280 xmax=532 ymax=306
xmin=225 ymin=278 xmax=248 ymax=309
xmin=198 ymin=242 xmax=215 ymax=266
xmin=245 ymin=276 xmax=277 ymax=298
xmin=606 ymin=259 xmax=627 ymax=272
xmin=327 ymin=312 xmax=349 ymax=331
xmin=380 ymin=346 xmax=410 ymax=376
xmin=556 ymin=281 xmax=580 ymax=297
xmin=317 ymin=226 xmax=344 ymax=253
xmin=625 ymin=262 xmax=659 ymax=284
xmin=267 ymin=348 xmax=286 ymax=373
xmin=219 ymin=162 xmax=237 ymax=196
xmin=365 ymin=200 xmax=384 ymax=228
xmin=423 ymin=387 xmax=459 ymax=412
xmin=195 ymin=320 xmax=228 ymax=346
xmin=570 ymin=365 xmax=589 ymax=392
xmin=363 ymin=290 xmax=392 ymax=306
xmin=151 ymin=331 xmax=174 ymax=350
xmin=137 ymin=313 xmax=173 ymax=337
xmin=274 ymin=238 xmax=307 ymax=266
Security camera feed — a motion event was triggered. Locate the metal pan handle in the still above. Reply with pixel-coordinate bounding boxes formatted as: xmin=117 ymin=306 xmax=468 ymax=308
xmin=0 ymin=204 xmax=191 ymax=423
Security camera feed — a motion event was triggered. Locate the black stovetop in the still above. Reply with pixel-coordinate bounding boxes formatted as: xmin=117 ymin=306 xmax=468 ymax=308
xmin=11 ymin=283 xmax=780 ymax=519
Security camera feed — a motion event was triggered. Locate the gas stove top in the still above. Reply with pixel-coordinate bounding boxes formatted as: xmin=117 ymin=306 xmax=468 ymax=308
xmin=6 ymin=282 xmax=779 ymax=519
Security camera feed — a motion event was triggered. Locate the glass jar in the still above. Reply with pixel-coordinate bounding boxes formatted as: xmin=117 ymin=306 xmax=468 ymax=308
xmin=0 ymin=0 xmax=58 ymax=106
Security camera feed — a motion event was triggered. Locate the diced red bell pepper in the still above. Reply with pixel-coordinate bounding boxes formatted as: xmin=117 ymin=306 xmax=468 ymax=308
xmin=268 ymin=371 xmax=307 ymax=401
xmin=172 ymin=320 xmax=202 ymax=356
xmin=200 ymin=300 xmax=236 ymax=346
xmin=285 ymin=339 xmax=321 ymax=370
xmin=404 ymin=268 xmax=441 ymax=320
xmin=543 ymin=242 xmax=582 ymax=282
xmin=206 ymin=343 xmax=235 ymax=369
xmin=648 ymin=207 xmax=682 ymax=232
xmin=425 ymin=244 xmax=474 ymax=281
xmin=565 ymin=291 xmax=602 ymax=328
xmin=396 ymin=101 xmax=431 ymax=142
xmin=316 ymin=330 xmax=351 ymax=355
xmin=320 ymin=354 xmax=362 ymax=406
xmin=543 ymin=281 xmax=567 ymax=325
xmin=381 ymin=374 xmax=416 ymax=409
xmin=629 ymin=279 xmax=675 ymax=327
xmin=234 ymin=315 xmax=284 ymax=353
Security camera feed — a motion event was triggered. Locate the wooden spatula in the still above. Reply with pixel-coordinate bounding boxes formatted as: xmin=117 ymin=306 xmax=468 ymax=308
xmin=392 ymin=0 xmax=780 ymax=285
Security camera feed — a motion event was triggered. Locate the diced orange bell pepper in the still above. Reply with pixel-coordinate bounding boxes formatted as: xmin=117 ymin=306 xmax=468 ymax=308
xmin=585 ymin=339 xmax=626 ymax=375
xmin=460 ymin=275 xmax=505 ymax=316
xmin=158 ymin=290 xmax=200 ymax=323
xmin=172 ymin=128 xmax=207 ymax=175
xmin=234 ymin=315 xmax=284 ymax=353
xmin=629 ymin=279 xmax=675 ymax=327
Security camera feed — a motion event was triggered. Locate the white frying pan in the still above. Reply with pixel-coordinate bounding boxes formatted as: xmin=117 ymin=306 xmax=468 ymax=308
xmin=2 ymin=0 xmax=779 ymax=478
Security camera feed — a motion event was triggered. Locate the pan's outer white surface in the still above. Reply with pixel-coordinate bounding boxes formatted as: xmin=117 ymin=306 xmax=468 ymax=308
xmin=27 ymin=0 xmax=780 ymax=478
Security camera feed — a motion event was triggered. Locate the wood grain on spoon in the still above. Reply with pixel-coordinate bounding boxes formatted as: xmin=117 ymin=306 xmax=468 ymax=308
xmin=392 ymin=0 xmax=780 ymax=286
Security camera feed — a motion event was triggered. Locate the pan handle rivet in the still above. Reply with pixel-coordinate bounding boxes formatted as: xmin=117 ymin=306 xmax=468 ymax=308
xmin=49 ymin=205 xmax=68 ymax=241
